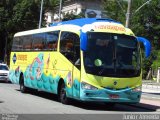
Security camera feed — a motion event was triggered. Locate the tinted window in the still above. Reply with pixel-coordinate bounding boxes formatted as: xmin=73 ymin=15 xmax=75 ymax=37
xmin=0 ymin=65 xmax=8 ymax=70
xmin=32 ymin=33 xmax=45 ymax=50
xmin=45 ymin=31 xmax=59 ymax=51
xmin=12 ymin=37 xmax=23 ymax=51
xmin=60 ymin=32 xmax=80 ymax=66
xmin=12 ymin=31 xmax=59 ymax=52
xmin=23 ymin=35 xmax=33 ymax=51
xmin=83 ymin=32 xmax=140 ymax=77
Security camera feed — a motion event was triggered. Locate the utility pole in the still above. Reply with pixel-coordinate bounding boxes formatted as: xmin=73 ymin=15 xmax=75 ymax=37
xmin=125 ymin=0 xmax=132 ymax=28
xmin=58 ymin=0 xmax=62 ymax=21
xmin=39 ymin=0 xmax=44 ymax=29
xmin=125 ymin=0 xmax=152 ymax=28
xmin=134 ymin=0 xmax=152 ymax=14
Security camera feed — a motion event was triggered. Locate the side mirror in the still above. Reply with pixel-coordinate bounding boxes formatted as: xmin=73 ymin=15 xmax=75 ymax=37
xmin=80 ymin=31 xmax=87 ymax=51
xmin=137 ymin=37 xmax=151 ymax=58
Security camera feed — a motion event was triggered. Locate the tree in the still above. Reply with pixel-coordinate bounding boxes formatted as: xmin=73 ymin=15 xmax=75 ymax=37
xmin=130 ymin=0 xmax=160 ymax=78
xmin=62 ymin=12 xmax=85 ymax=21
xmin=0 ymin=0 xmax=16 ymax=62
xmin=0 ymin=0 xmax=58 ymax=64
xmin=102 ymin=0 xmax=127 ymax=24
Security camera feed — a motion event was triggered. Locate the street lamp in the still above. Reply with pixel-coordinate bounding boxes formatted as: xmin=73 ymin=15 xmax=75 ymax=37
xmin=58 ymin=0 xmax=62 ymax=21
xmin=134 ymin=0 xmax=152 ymax=14
xmin=125 ymin=0 xmax=152 ymax=28
xmin=39 ymin=0 xmax=44 ymax=29
xmin=125 ymin=0 xmax=131 ymax=28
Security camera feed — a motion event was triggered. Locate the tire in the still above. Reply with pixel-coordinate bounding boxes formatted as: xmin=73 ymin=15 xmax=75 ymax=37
xmin=104 ymin=102 xmax=116 ymax=108
xmin=5 ymin=79 xmax=9 ymax=83
xmin=59 ymin=82 xmax=69 ymax=104
xmin=20 ymin=75 xmax=27 ymax=93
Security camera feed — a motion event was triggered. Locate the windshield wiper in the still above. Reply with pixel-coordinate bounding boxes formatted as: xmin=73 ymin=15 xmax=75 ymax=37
xmin=98 ymin=67 xmax=105 ymax=75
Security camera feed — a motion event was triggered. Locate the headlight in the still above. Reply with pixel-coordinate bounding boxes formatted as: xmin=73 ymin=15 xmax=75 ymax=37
xmin=132 ymin=86 xmax=142 ymax=92
xmin=81 ymin=82 xmax=98 ymax=90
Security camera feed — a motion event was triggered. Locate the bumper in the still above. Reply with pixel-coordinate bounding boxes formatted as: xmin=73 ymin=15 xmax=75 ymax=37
xmin=0 ymin=76 xmax=9 ymax=81
xmin=80 ymin=88 xmax=141 ymax=103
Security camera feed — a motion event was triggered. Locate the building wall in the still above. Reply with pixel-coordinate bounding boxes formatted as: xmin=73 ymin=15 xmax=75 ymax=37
xmin=46 ymin=0 xmax=105 ymax=24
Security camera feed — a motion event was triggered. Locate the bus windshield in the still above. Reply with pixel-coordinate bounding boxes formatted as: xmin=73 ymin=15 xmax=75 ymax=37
xmin=83 ymin=32 xmax=141 ymax=77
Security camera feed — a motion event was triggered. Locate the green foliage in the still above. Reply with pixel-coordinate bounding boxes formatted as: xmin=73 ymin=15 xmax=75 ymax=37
xmin=102 ymin=0 xmax=127 ymax=24
xmin=62 ymin=12 xmax=85 ymax=21
xmin=142 ymin=51 xmax=154 ymax=79
xmin=151 ymin=50 xmax=160 ymax=70
xmin=0 ymin=0 xmax=58 ymax=62
xmin=130 ymin=0 xmax=160 ymax=78
xmin=43 ymin=0 xmax=59 ymax=12
xmin=12 ymin=0 xmax=40 ymax=31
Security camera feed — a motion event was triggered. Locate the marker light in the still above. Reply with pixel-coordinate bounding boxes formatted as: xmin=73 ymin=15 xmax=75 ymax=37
xmin=81 ymin=82 xmax=98 ymax=90
xmin=132 ymin=86 xmax=142 ymax=92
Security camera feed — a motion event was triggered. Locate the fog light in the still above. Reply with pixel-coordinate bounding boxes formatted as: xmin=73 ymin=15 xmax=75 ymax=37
xmin=81 ymin=82 xmax=98 ymax=90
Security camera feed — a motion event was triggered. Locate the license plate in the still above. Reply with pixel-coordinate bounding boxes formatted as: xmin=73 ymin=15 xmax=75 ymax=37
xmin=109 ymin=94 xmax=119 ymax=99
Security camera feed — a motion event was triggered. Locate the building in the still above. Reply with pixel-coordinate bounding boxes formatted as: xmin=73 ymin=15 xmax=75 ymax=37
xmin=45 ymin=0 xmax=106 ymax=25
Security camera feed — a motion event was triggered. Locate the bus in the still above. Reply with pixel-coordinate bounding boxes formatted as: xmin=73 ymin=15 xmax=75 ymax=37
xmin=9 ymin=18 xmax=151 ymax=105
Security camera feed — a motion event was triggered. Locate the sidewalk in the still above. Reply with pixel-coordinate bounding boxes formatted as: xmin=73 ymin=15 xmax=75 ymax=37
xmin=139 ymin=80 xmax=160 ymax=111
xmin=142 ymin=80 xmax=160 ymax=93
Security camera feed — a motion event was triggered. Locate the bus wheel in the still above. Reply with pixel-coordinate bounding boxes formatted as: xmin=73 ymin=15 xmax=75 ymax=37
xmin=20 ymin=75 xmax=27 ymax=93
xmin=104 ymin=102 xmax=116 ymax=109
xmin=59 ymin=83 xmax=69 ymax=104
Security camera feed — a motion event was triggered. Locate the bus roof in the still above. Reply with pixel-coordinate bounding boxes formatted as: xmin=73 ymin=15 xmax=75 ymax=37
xmin=14 ymin=18 xmax=133 ymax=37
xmin=50 ymin=18 xmax=121 ymax=27
xmin=14 ymin=26 xmax=62 ymax=37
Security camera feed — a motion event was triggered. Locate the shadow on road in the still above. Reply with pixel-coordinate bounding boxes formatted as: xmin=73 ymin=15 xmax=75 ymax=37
xmin=16 ymin=89 xmax=59 ymax=102
xmin=14 ymin=89 xmax=159 ymax=112
xmin=0 ymin=81 xmax=12 ymax=84
xmin=68 ymin=100 xmax=157 ymax=112
xmin=131 ymin=102 xmax=160 ymax=112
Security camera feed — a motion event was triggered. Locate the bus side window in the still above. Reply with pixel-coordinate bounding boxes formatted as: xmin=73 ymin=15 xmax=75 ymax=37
xmin=23 ymin=35 xmax=33 ymax=51
xmin=32 ymin=33 xmax=45 ymax=50
xmin=45 ymin=31 xmax=59 ymax=51
xmin=12 ymin=37 xmax=23 ymax=51
xmin=60 ymin=32 xmax=74 ymax=63
xmin=60 ymin=32 xmax=73 ymax=62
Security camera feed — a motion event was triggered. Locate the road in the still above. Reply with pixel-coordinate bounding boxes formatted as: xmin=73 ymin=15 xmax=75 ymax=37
xmin=0 ymin=82 xmax=160 ymax=120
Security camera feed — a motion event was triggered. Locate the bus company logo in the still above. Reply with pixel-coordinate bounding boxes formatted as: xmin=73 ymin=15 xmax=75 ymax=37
xmin=113 ymin=81 xmax=117 ymax=85
xmin=12 ymin=53 xmax=17 ymax=64
xmin=94 ymin=25 xmax=126 ymax=32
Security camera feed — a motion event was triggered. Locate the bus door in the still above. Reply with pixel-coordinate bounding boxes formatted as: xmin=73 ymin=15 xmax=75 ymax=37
xmin=60 ymin=31 xmax=81 ymax=99
xmin=72 ymin=37 xmax=81 ymax=99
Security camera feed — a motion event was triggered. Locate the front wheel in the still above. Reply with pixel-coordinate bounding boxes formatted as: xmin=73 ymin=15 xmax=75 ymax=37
xmin=59 ymin=83 xmax=69 ymax=104
xmin=104 ymin=102 xmax=116 ymax=109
